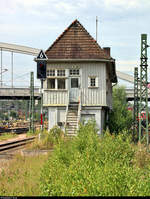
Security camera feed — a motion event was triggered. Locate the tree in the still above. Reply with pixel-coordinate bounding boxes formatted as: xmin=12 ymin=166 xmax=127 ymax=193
xmin=108 ymin=86 xmax=133 ymax=134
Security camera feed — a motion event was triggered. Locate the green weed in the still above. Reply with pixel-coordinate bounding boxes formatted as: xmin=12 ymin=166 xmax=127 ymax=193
xmin=0 ymin=153 xmax=48 ymax=196
xmin=40 ymin=120 xmax=150 ymax=196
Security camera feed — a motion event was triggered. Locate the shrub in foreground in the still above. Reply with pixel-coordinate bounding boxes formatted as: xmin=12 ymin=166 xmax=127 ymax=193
xmin=28 ymin=126 xmax=64 ymax=150
xmin=40 ymin=121 xmax=150 ymax=196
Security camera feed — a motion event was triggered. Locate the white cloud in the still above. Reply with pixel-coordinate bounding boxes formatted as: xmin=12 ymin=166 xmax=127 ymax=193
xmin=116 ymin=60 xmax=140 ymax=72
xmin=15 ymin=0 xmax=49 ymax=7
xmin=0 ymin=23 xmax=59 ymax=36
xmin=103 ymin=0 xmax=150 ymax=10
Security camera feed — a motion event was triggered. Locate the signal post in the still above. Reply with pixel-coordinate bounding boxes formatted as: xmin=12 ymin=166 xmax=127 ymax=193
xmin=35 ymin=50 xmax=47 ymax=134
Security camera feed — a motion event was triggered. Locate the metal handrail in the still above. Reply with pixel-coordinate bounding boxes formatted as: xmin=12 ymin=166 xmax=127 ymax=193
xmin=65 ymin=90 xmax=69 ymax=133
xmin=77 ymin=89 xmax=82 ymax=130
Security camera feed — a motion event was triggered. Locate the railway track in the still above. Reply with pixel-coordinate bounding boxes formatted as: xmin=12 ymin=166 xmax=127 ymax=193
xmin=0 ymin=136 xmax=36 ymax=154
xmin=0 ymin=127 xmax=29 ymax=134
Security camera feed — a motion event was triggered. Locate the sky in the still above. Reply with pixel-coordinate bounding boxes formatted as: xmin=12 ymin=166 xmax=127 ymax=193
xmin=1 ymin=0 xmax=150 ymax=87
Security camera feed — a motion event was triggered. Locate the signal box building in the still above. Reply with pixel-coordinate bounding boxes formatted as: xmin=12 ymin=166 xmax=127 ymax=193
xmin=36 ymin=20 xmax=117 ymax=135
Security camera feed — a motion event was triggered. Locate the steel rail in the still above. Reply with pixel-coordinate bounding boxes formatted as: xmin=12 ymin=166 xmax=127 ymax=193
xmin=0 ymin=136 xmax=35 ymax=153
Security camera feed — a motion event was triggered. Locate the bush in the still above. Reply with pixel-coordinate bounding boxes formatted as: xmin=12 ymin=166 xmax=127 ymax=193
xmin=28 ymin=126 xmax=64 ymax=150
xmin=39 ymin=121 xmax=150 ymax=196
xmin=108 ymin=86 xmax=133 ymax=134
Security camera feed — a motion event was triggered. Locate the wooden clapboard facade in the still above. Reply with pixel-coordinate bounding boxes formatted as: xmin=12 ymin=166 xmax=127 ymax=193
xmin=40 ymin=20 xmax=117 ymax=135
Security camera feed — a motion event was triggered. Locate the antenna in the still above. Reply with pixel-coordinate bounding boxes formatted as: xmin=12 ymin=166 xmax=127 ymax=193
xmin=96 ymin=16 xmax=98 ymax=42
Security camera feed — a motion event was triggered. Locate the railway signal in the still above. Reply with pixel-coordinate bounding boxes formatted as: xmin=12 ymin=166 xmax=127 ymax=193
xmin=36 ymin=50 xmax=47 ymax=134
xmin=37 ymin=60 xmax=46 ymax=79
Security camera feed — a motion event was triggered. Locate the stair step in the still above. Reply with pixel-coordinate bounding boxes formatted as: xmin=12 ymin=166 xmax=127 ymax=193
xmin=67 ymin=115 xmax=78 ymax=118
xmin=66 ymin=125 xmax=77 ymax=129
xmin=68 ymin=111 xmax=77 ymax=113
xmin=66 ymin=128 xmax=77 ymax=131
xmin=66 ymin=126 xmax=77 ymax=129
xmin=66 ymin=134 xmax=77 ymax=137
xmin=67 ymin=114 xmax=77 ymax=117
xmin=67 ymin=119 xmax=78 ymax=121
xmin=67 ymin=115 xmax=78 ymax=117
xmin=66 ymin=120 xmax=78 ymax=123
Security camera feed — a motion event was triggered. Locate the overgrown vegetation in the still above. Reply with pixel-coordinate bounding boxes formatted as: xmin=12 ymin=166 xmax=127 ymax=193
xmin=0 ymin=121 xmax=150 ymax=196
xmin=0 ymin=154 xmax=48 ymax=196
xmin=40 ymin=121 xmax=150 ymax=196
xmin=28 ymin=126 xmax=64 ymax=150
xmin=108 ymin=86 xmax=133 ymax=134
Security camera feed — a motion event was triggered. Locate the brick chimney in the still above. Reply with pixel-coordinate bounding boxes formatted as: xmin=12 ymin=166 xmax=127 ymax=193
xmin=103 ymin=47 xmax=111 ymax=56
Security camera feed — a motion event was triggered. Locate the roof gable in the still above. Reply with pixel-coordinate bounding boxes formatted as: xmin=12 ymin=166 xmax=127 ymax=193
xmin=45 ymin=20 xmax=111 ymax=60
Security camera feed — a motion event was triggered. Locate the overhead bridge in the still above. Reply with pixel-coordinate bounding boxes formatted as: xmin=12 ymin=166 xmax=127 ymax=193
xmin=0 ymin=42 xmax=136 ymax=84
xmin=0 ymin=87 xmax=149 ymax=102
xmin=0 ymin=87 xmax=41 ymax=100
xmin=0 ymin=42 xmax=40 ymax=56
xmin=126 ymin=88 xmax=150 ymax=101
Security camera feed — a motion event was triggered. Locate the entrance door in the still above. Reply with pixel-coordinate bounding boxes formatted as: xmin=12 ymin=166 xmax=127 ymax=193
xmin=69 ymin=77 xmax=79 ymax=102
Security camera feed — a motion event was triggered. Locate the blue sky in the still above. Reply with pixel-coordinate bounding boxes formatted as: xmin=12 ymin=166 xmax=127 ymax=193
xmin=1 ymin=0 xmax=150 ymax=87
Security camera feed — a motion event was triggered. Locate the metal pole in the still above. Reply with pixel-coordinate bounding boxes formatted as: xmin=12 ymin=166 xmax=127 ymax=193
xmin=139 ymin=34 xmax=149 ymax=150
xmin=96 ymin=16 xmax=98 ymax=42
xmin=41 ymin=79 xmax=43 ymax=132
xmin=32 ymin=73 xmax=34 ymax=132
xmin=11 ymin=52 xmax=13 ymax=88
xmin=25 ymin=100 xmax=28 ymax=121
xmin=1 ymin=48 xmax=2 ymax=87
xmin=133 ymin=67 xmax=139 ymax=142
xmin=29 ymin=72 xmax=34 ymax=132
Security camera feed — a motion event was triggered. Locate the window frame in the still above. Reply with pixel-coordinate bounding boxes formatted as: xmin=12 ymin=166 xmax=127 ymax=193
xmin=46 ymin=69 xmax=67 ymax=90
xmin=88 ymin=76 xmax=98 ymax=88
xmin=69 ymin=69 xmax=80 ymax=76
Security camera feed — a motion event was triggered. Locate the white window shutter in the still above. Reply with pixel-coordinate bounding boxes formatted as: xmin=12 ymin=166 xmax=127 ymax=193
xmin=88 ymin=77 xmax=91 ymax=87
xmin=96 ymin=77 xmax=98 ymax=87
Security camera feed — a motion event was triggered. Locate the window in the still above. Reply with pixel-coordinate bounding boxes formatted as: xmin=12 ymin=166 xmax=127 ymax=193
xmin=47 ymin=69 xmax=55 ymax=76
xmin=90 ymin=78 xmax=96 ymax=87
xmin=58 ymin=79 xmax=65 ymax=89
xmin=46 ymin=69 xmax=66 ymax=89
xmin=70 ymin=69 xmax=79 ymax=76
xmin=47 ymin=79 xmax=55 ymax=89
xmin=57 ymin=69 xmax=65 ymax=76
xmin=88 ymin=77 xmax=98 ymax=88
xmin=71 ymin=78 xmax=79 ymax=88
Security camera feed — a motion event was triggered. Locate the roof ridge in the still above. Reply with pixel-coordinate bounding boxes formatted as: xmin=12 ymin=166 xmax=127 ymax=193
xmin=45 ymin=19 xmax=79 ymax=53
xmin=45 ymin=19 xmax=111 ymax=60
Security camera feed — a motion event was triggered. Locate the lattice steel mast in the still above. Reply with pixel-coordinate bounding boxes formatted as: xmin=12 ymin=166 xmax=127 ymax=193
xmin=139 ymin=34 xmax=149 ymax=148
xmin=133 ymin=67 xmax=139 ymax=141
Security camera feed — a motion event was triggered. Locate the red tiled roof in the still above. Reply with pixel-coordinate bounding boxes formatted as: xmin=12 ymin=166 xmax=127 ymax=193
xmin=45 ymin=19 xmax=112 ymax=60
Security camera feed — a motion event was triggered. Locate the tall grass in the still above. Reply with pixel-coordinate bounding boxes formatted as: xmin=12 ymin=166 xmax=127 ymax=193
xmin=0 ymin=154 xmax=48 ymax=196
xmin=28 ymin=126 xmax=64 ymax=150
xmin=40 ymin=120 xmax=150 ymax=196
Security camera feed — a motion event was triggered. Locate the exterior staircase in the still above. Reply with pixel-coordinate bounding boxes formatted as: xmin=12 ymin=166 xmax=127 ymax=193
xmin=65 ymin=103 xmax=79 ymax=136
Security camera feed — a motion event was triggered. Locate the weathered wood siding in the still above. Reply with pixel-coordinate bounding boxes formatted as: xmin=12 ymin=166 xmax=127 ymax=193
xmin=43 ymin=62 xmax=107 ymax=106
xmin=81 ymin=62 xmax=106 ymax=106
xmin=43 ymin=90 xmax=68 ymax=106
xmin=106 ymin=66 xmax=112 ymax=108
